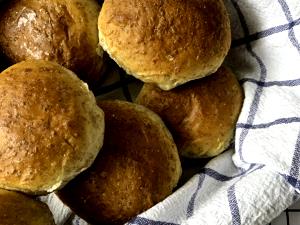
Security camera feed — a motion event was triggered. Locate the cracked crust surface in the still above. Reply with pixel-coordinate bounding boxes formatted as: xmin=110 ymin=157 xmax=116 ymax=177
xmin=0 ymin=60 xmax=105 ymax=194
xmin=58 ymin=100 xmax=181 ymax=225
xmin=98 ymin=0 xmax=231 ymax=90
xmin=0 ymin=0 xmax=104 ymax=85
xmin=0 ymin=189 xmax=55 ymax=225
xmin=136 ymin=66 xmax=244 ymax=158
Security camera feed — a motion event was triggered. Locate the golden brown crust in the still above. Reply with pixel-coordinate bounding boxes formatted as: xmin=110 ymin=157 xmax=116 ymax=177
xmin=98 ymin=0 xmax=231 ymax=90
xmin=57 ymin=100 xmax=181 ymax=225
xmin=0 ymin=60 xmax=104 ymax=194
xmin=136 ymin=66 xmax=244 ymax=158
xmin=0 ymin=189 xmax=55 ymax=225
xmin=0 ymin=0 xmax=104 ymax=85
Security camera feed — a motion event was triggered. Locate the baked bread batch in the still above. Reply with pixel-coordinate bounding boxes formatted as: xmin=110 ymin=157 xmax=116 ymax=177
xmin=0 ymin=0 xmax=243 ymax=224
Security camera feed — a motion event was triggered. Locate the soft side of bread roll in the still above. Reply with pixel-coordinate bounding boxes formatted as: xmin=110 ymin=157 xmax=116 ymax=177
xmin=0 ymin=0 xmax=105 ymax=86
xmin=98 ymin=0 xmax=231 ymax=90
xmin=57 ymin=100 xmax=181 ymax=225
xmin=0 ymin=189 xmax=55 ymax=225
xmin=0 ymin=60 xmax=104 ymax=194
xmin=136 ymin=66 xmax=244 ymax=158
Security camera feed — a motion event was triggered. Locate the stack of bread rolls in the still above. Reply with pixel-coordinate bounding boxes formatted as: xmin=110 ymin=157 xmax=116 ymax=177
xmin=0 ymin=0 xmax=243 ymax=224
xmin=96 ymin=0 xmax=243 ymax=159
xmin=0 ymin=59 xmax=105 ymax=224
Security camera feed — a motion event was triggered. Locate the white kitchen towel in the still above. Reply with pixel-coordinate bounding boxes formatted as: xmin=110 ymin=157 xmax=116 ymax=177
xmin=43 ymin=0 xmax=300 ymax=224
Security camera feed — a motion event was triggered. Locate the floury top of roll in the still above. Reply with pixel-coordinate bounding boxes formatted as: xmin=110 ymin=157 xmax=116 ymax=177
xmin=0 ymin=60 xmax=105 ymax=195
xmin=98 ymin=0 xmax=231 ymax=90
xmin=0 ymin=0 xmax=105 ymax=86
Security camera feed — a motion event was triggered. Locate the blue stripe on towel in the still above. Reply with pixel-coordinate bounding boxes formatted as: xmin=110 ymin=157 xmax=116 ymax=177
xmin=288 ymin=130 xmax=300 ymax=187
xmin=231 ymin=0 xmax=268 ymax=163
xmin=240 ymin=78 xmax=300 ymax=87
xmin=228 ymin=185 xmax=242 ymax=225
xmin=237 ymin=117 xmax=300 ymax=129
xmin=186 ymin=174 xmax=206 ymax=218
xmin=200 ymin=166 xmax=252 ymax=182
xmin=128 ymin=217 xmax=180 ymax=225
xmin=278 ymin=0 xmax=300 ymax=54
xmin=281 ymin=174 xmax=300 ymax=189
xmin=202 ymin=164 xmax=263 ymax=182
xmin=232 ymin=17 xmax=300 ymax=47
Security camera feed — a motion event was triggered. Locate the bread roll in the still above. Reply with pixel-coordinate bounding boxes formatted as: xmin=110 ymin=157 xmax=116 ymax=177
xmin=136 ymin=66 xmax=243 ymax=158
xmin=0 ymin=189 xmax=55 ymax=225
xmin=98 ymin=0 xmax=231 ymax=90
xmin=57 ymin=100 xmax=181 ymax=225
xmin=0 ymin=0 xmax=104 ymax=86
xmin=0 ymin=60 xmax=104 ymax=194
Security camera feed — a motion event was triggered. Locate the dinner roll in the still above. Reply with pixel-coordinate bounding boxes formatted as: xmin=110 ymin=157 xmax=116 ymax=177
xmin=0 ymin=0 xmax=105 ymax=86
xmin=0 ymin=60 xmax=104 ymax=194
xmin=57 ymin=100 xmax=181 ymax=225
xmin=98 ymin=0 xmax=231 ymax=90
xmin=0 ymin=189 xmax=55 ymax=225
xmin=136 ymin=66 xmax=243 ymax=158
